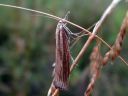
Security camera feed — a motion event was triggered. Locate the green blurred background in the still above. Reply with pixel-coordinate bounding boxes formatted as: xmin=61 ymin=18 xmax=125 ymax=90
xmin=0 ymin=0 xmax=128 ymax=96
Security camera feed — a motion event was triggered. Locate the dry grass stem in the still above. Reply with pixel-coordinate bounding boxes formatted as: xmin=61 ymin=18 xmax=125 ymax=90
xmin=70 ymin=0 xmax=121 ymax=74
xmin=84 ymin=46 xmax=102 ymax=96
xmin=96 ymin=36 xmax=128 ymax=66
xmin=92 ymin=0 xmax=121 ymax=34
xmin=0 ymin=4 xmax=91 ymax=35
xmin=103 ymin=12 xmax=128 ymax=65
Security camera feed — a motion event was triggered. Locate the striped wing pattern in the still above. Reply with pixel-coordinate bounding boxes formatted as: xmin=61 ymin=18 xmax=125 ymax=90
xmin=53 ymin=21 xmax=70 ymax=90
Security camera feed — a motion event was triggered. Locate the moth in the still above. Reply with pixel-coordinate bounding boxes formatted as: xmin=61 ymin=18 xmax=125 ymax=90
xmin=53 ymin=12 xmax=73 ymax=90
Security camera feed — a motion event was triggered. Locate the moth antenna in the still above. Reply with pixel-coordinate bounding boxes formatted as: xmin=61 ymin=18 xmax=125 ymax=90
xmin=64 ymin=11 xmax=70 ymax=20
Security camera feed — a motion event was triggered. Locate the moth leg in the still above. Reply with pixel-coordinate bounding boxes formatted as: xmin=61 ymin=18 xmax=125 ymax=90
xmin=63 ymin=25 xmax=76 ymax=40
xmin=63 ymin=25 xmax=82 ymax=38
xmin=71 ymin=55 xmax=74 ymax=63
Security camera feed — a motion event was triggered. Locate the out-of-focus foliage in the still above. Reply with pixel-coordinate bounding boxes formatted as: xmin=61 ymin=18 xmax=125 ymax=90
xmin=0 ymin=0 xmax=127 ymax=96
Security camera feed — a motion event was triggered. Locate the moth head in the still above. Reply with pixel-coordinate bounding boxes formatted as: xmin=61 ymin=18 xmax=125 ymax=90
xmin=58 ymin=19 xmax=67 ymax=25
xmin=58 ymin=11 xmax=70 ymax=25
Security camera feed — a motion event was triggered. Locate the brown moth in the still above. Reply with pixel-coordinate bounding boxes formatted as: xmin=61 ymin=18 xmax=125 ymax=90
xmin=53 ymin=13 xmax=71 ymax=90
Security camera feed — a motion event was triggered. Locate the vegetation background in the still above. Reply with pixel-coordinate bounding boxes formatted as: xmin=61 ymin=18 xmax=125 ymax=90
xmin=0 ymin=0 xmax=128 ymax=96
